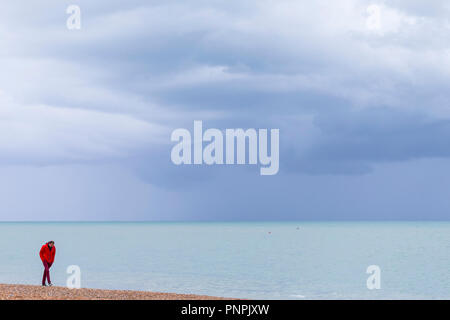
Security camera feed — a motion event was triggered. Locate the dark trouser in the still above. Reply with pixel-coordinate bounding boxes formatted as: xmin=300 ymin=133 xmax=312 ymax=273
xmin=42 ymin=260 xmax=52 ymax=285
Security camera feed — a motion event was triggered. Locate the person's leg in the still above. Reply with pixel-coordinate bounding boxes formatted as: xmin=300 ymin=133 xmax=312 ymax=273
xmin=46 ymin=263 xmax=51 ymax=285
xmin=42 ymin=261 xmax=49 ymax=286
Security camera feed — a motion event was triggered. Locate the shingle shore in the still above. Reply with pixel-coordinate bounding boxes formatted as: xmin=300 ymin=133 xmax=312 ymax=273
xmin=0 ymin=283 xmax=234 ymax=300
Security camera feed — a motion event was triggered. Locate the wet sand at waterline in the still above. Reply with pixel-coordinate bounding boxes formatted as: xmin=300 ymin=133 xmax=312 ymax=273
xmin=0 ymin=284 xmax=234 ymax=300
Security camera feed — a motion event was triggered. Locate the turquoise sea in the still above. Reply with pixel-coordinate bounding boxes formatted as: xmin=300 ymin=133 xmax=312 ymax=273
xmin=0 ymin=222 xmax=449 ymax=299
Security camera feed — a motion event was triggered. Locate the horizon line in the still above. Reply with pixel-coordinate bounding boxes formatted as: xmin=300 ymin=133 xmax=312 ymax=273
xmin=1 ymin=219 xmax=450 ymax=223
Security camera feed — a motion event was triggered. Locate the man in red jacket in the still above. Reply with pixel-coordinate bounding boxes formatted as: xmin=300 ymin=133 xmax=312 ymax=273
xmin=39 ymin=241 xmax=56 ymax=287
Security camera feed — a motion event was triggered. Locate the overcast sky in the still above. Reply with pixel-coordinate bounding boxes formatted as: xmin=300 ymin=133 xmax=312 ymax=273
xmin=1 ymin=0 xmax=450 ymax=221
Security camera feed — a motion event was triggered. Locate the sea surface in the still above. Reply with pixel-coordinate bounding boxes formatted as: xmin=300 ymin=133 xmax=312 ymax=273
xmin=0 ymin=222 xmax=449 ymax=299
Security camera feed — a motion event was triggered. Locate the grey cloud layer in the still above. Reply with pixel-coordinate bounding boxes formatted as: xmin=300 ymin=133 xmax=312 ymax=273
xmin=1 ymin=1 xmax=450 ymax=219
xmin=2 ymin=0 xmax=450 ymax=168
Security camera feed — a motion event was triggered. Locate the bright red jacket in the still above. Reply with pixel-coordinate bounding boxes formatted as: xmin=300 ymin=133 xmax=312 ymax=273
xmin=39 ymin=243 xmax=56 ymax=264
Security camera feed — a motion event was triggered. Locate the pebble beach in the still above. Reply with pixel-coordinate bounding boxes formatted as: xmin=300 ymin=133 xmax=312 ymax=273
xmin=0 ymin=284 xmax=232 ymax=300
